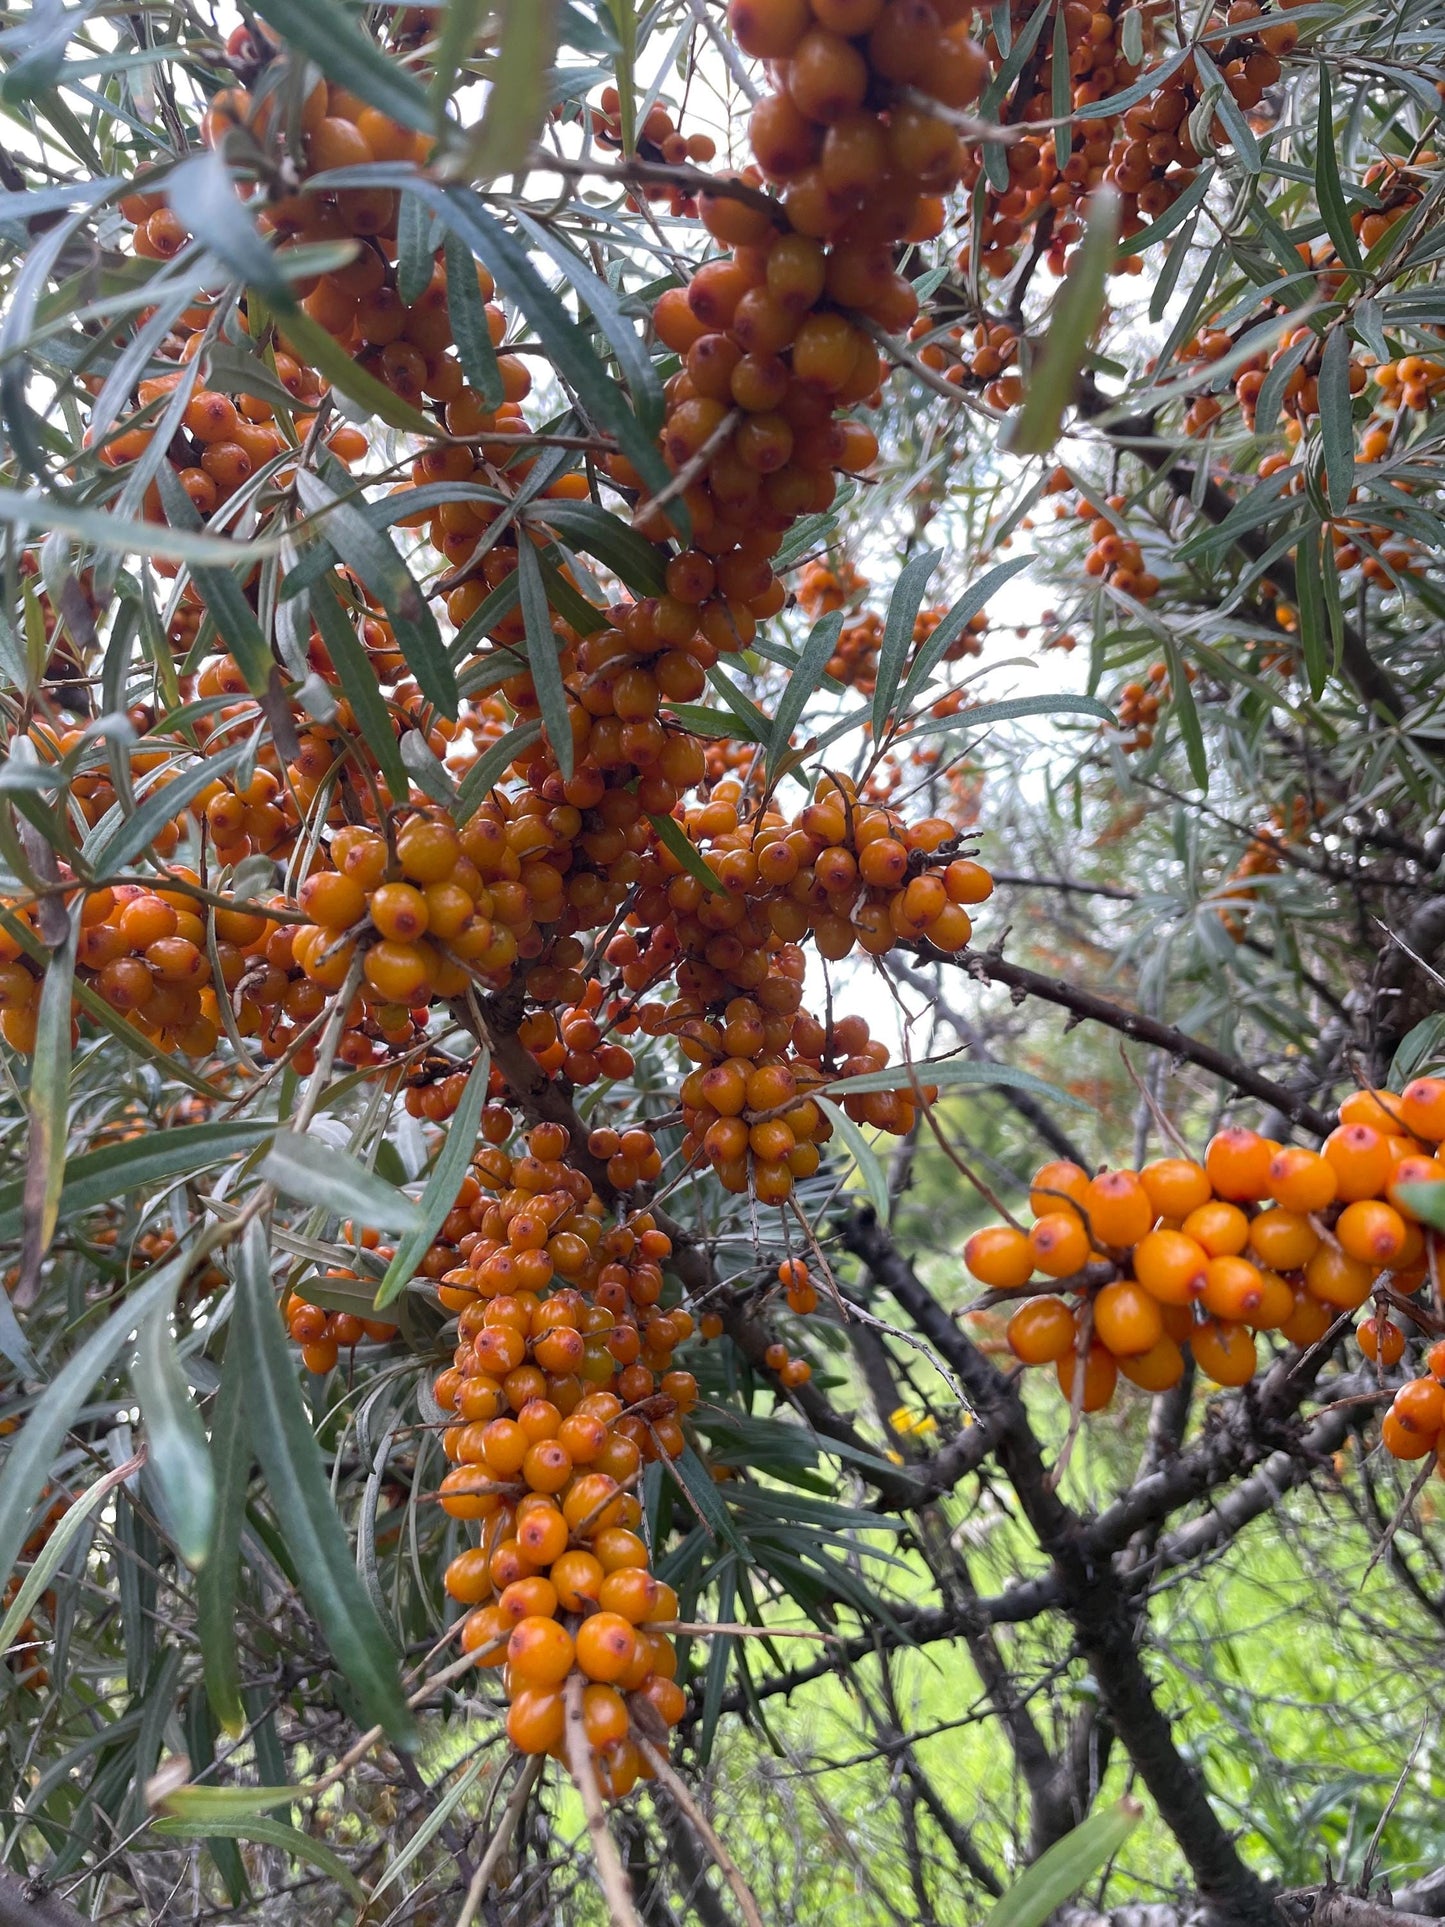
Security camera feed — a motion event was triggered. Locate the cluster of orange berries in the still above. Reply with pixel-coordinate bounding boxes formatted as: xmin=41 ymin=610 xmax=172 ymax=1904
xmin=285 ymin=1293 xmax=399 ymax=1376
xmin=909 ymin=314 xmax=1023 ymax=408
xmin=1211 ymin=799 xmax=1313 ymax=942
xmin=588 ymin=87 xmax=717 ymax=218
xmin=639 ymin=0 xmax=992 ymax=658
xmin=1379 ymin=1348 xmax=1445 ymax=1466
xmin=965 ymin=1082 xmax=1445 ymax=1418
xmin=953 ymin=0 xmax=1305 ymax=288
xmin=429 ymin=1123 xmax=698 ymax=1786
xmin=793 ymin=559 xmax=984 ymax=695
xmin=589 ymin=770 xmax=993 ymax=1199
xmin=729 ymin=0 xmax=984 ymax=251
xmin=0 ymin=872 xmax=248 ymax=1058
xmin=1112 ymin=660 xmax=1193 ymax=755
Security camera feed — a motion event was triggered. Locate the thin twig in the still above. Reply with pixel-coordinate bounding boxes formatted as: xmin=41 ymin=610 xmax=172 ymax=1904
xmin=629 ymin=408 xmax=740 ymax=530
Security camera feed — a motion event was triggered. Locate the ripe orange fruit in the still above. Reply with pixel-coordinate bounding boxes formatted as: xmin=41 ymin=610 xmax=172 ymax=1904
xmin=1055 ymin=1342 xmax=1118 ymax=1411
xmin=1133 ymin=1229 xmax=1209 ymax=1305
xmin=963 ymin=1225 xmax=1034 ymax=1289
xmin=1084 ymin=1170 xmax=1152 ymax=1248
xmin=1092 ymin=1281 xmax=1163 ymax=1357
xmin=1005 ymin=1295 xmax=1076 ymax=1365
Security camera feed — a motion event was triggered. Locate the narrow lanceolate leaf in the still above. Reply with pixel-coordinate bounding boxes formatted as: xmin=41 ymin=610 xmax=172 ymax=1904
xmin=157 ymin=1785 xmax=297 ymax=1822
xmin=0 ymin=1120 xmax=274 ymax=1245
xmin=309 ymin=580 xmax=408 ymax=799
xmin=0 ymin=487 xmax=282 ymax=565
xmin=396 ymin=191 xmax=433 ymax=307
xmin=259 ymin=1135 xmax=423 ymax=1233
xmin=898 ymin=557 xmax=1033 ymax=710
xmin=767 ymin=612 xmax=844 ymax=779
xmin=982 ymin=1799 xmax=1144 ymax=1927
xmin=87 ymin=740 xmax=247 ymax=872
xmin=197 ymin=1349 xmax=249 ymax=1735
xmin=156 ymin=467 xmax=276 ymax=697
xmin=0 ymin=1458 xmax=132 ymax=1656
xmin=466 ymin=0 xmax=559 ymax=180
xmin=1192 ymin=48 xmax=1261 ymax=173
xmin=425 ymin=185 xmax=670 ymax=492
xmin=134 ymin=1286 xmax=215 ymax=1570
xmin=1389 ymin=1015 xmax=1445 ymax=1091
xmin=915 ymin=692 xmax=1113 ymax=736
xmin=251 ymin=0 xmax=432 ymax=131
xmin=515 ymin=537 xmax=574 ymax=780
xmin=0 ymin=1275 xmax=40 ymax=1377
xmin=1318 ymin=327 xmax=1356 ymax=517
xmin=824 ymin=1058 xmax=1088 ymax=1107
xmin=1294 ymin=520 xmax=1329 ymax=700
xmin=650 ymin=812 xmax=727 ymax=896
xmin=294 ymin=470 xmax=457 ymax=720
xmin=19 ymin=911 xmax=76 ymax=1301
xmin=872 ymin=549 xmax=942 ymax=737
xmin=815 ymin=1098 xmax=891 ymax=1221
xmin=166 ymin=151 xmax=292 ymax=307
xmin=0 ymin=1259 xmax=180 ymax=1593
xmin=375 ymin=1052 xmax=491 ymax=1308
xmin=1314 ymin=67 xmax=1363 ymax=272
xmin=533 ymin=499 xmax=668 ymax=596
xmin=515 ymin=211 xmax=663 ymax=438
xmin=454 ymin=718 xmax=542 ymax=823
xmin=277 ymin=308 xmax=437 ymax=436
xmin=231 ymin=1220 xmax=414 ymax=1744
xmin=1005 ymin=189 xmax=1120 ymax=456
xmin=672 ymin=1446 xmax=747 ymax=1555
xmin=443 ymin=231 xmax=504 ymax=410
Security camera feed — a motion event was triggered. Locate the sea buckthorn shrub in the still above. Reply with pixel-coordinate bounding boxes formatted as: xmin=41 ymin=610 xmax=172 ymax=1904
xmin=5 ymin=0 xmax=1445 ymax=1917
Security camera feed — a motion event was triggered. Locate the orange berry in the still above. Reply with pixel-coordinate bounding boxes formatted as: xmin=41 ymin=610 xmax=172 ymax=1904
xmin=1005 ymin=1295 xmax=1076 ymax=1365
xmin=1139 ymin=1158 xmax=1212 ymax=1220
xmin=507 ymin=1685 xmax=566 ymax=1753
xmin=1392 ymin=1376 xmax=1445 ymax=1436
xmin=1200 ymin=1255 xmax=1265 ymax=1323
xmin=1190 ymin=1318 xmax=1257 ymax=1386
xmin=1118 ymin=1335 xmax=1186 ymax=1392
xmin=1323 ymin=1123 xmax=1392 ymax=1202
xmin=506 ymin=1615 xmax=575 ymax=1688
xmin=1055 ymin=1342 xmax=1118 ymax=1411
xmin=575 ymin=1610 xmax=639 ymax=1683
xmin=1133 ymin=1229 xmax=1209 ymax=1305
xmin=1382 ymin=1411 xmax=1436 ymax=1460
xmin=1267 ymin=1146 xmax=1338 ymax=1214
xmin=1247 ymin=1207 xmax=1319 ymax=1272
xmin=1401 ymin=1077 xmax=1445 ymax=1142
xmin=1358 ymin=1316 xmax=1406 ymax=1368
xmin=1303 ymin=1244 xmax=1374 ymax=1309
xmin=1029 ymin=1161 xmax=1089 ymax=1219
xmin=1336 ymin=1199 xmax=1407 ymax=1267
xmin=1092 ymin=1280 xmax=1163 ymax=1357
xmin=1028 ymin=1212 xmax=1090 ymax=1278
xmin=1084 ymin=1170 xmax=1152 ymax=1248
xmin=1204 ymin=1127 xmax=1274 ymax=1200
xmin=1180 ymin=1200 xmax=1250 ymax=1259
xmin=1338 ymin=1088 xmax=1405 ymax=1134
xmin=963 ymin=1224 xmax=1034 ymax=1289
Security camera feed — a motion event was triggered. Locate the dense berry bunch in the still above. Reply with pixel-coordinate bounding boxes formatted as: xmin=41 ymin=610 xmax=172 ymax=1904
xmin=430 ymin=1123 xmax=696 ymax=1787
xmin=966 ymin=1084 xmax=1445 ymax=1421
